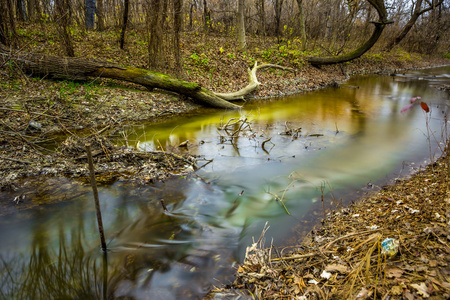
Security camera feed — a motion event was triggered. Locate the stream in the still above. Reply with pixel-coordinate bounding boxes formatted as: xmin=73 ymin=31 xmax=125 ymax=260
xmin=0 ymin=66 xmax=449 ymax=299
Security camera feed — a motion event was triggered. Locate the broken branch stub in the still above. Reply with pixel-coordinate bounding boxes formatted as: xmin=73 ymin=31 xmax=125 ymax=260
xmin=214 ymin=61 xmax=295 ymax=101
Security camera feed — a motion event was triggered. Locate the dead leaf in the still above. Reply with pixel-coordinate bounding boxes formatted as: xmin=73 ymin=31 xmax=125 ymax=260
xmin=390 ymin=285 xmax=402 ymax=295
xmin=410 ymin=282 xmax=430 ymax=298
xmin=403 ymin=291 xmax=415 ymax=300
xmin=356 ymin=287 xmax=373 ymax=298
xmin=325 ymin=263 xmax=348 ymax=273
xmin=386 ymin=267 xmax=404 ymax=278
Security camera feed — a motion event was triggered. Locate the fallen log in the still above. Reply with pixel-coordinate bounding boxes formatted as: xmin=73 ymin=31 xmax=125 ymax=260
xmin=0 ymin=44 xmax=239 ymax=109
xmin=0 ymin=44 xmax=293 ymax=109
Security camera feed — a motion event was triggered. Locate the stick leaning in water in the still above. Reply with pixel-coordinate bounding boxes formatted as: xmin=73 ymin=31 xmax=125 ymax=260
xmin=86 ymin=143 xmax=108 ymax=252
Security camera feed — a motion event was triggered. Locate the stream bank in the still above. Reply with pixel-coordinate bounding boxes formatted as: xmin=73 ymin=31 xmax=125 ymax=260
xmin=1 ymin=52 xmax=448 ymax=196
xmin=207 ymin=151 xmax=449 ymax=299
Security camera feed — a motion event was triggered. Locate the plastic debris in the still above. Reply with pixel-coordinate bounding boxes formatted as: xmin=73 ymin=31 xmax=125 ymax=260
xmin=381 ymin=238 xmax=399 ymax=258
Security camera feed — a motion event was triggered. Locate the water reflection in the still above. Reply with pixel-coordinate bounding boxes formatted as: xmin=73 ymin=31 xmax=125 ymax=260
xmin=0 ymin=66 xmax=449 ymax=299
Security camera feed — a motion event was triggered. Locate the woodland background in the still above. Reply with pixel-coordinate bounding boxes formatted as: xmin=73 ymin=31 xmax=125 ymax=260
xmin=1 ymin=0 xmax=449 ymax=79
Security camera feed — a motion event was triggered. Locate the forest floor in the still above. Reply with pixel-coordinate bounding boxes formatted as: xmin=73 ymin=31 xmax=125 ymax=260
xmin=0 ymin=26 xmax=449 ymax=298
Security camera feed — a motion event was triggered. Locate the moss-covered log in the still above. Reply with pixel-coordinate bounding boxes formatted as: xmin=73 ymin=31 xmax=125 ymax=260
xmin=0 ymin=44 xmax=240 ymax=109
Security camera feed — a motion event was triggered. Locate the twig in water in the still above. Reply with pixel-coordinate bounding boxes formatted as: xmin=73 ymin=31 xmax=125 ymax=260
xmin=256 ymin=221 xmax=270 ymax=245
xmin=85 ymin=143 xmax=108 ymax=252
xmin=326 ymin=180 xmax=340 ymax=208
xmin=232 ymin=117 xmax=248 ymax=137
xmin=195 ymin=158 xmax=213 ymax=171
xmin=261 ymin=137 xmax=273 ymax=153
xmin=160 ymin=199 xmax=169 ymax=212
xmin=321 ymin=181 xmax=326 ymax=218
xmin=225 ymin=190 xmax=244 ymax=218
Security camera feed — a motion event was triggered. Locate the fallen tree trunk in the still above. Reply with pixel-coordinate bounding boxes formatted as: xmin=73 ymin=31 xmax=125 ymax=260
xmin=0 ymin=44 xmax=241 ymax=109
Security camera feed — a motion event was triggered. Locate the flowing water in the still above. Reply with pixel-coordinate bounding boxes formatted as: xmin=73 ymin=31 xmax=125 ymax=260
xmin=0 ymin=66 xmax=449 ymax=299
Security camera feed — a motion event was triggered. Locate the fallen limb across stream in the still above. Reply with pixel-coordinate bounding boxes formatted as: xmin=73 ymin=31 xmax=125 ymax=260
xmin=0 ymin=44 xmax=292 ymax=109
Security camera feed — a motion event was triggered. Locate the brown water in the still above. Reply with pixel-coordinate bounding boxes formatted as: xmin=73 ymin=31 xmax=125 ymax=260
xmin=0 ymin=66 xmax=449 ymax=299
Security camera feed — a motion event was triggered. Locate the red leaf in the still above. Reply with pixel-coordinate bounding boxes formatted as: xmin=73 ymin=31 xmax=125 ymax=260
xmin=420 ymin=102 xmax=430 ymax=113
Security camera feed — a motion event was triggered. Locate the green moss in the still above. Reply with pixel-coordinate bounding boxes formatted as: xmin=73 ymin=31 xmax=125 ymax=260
xmin=365 ymin=53 xmax=385 ymax=61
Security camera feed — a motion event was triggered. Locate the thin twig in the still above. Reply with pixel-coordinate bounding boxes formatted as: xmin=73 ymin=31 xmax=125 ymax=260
xmin=0 ymin=107 xmax=62 ymax=119
xmin=321 ymin=229 xmax=380 ymax=250
xmin=1 ymin=157 xmax=33 ymax=164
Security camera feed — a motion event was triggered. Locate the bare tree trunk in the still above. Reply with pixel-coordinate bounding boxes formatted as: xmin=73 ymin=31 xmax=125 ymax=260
xmin=203 ymin=0 xmax=209 ymax=32
xmin=97 ymin=0 xmax=105 ymax=31
xmin=257 ymin=0 xmax=265 ymax=36
xmin=148 ymin=0 xmax=162 ymax=70
xmin=119 ymin=0 xmax=129 ymax=49
xmin=55 ymin=0 xmax=75 ymax=57
xmin=16 ymin=0 xmax=26 ymax=22
xmin=274 ymin=0 xmax=284 ymax=43
xmin=189 ymin=0 xmax=196 ymax=29
xmin=86 ymin=0 xmax=96 ymax=29
xmin=296 ymin=0 xmax=306 ymax=50
xmin=0 ymin=0 xmax=16 ymax=46
xmin=307 ymin=0 xmax=392 ymax=66
xmin=173 ymin=0 xmax=183 ymax=75
xmin=238 ymin=0 xmax=246 ymax=50
xmin=27 ymin=0 xmax=41 ymax=22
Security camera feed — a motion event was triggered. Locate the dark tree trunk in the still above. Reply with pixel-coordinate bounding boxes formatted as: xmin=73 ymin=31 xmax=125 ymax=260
xmin=148 ymin=0 xmax=162 ymax=70
xmin=55 ymin=0 xmax=75 ymax=57
xmin=189 ymin=0 xmax=196 ymax=29
xmin=119 ymin=0 xmax=130 ymax=49
xmin=27 ymin=0 xmax=41 ymax=22
xmin=274 ymin=0 xmax=284 ymax=43
xmin=257 ymin=0 xmax=265 ymax=36
xmin=307 ymin=0 xmax=392 ymax=66
xmin=86 ymin=0 xmax=96 ymax=29
xmin=203 ymin=0 xmax=209 ymax=32
xmin=97 ymin=0 xmax=105 ymax=31
xmin=16 ymin=0 xmax=26 ymax=22
xmin=173 ymin=0 xmax=183 ymax=75
xmin=296 ymin=0 xmax=306 ymax=49
xmin=0 ymin=0 xmax=16 ymax=46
